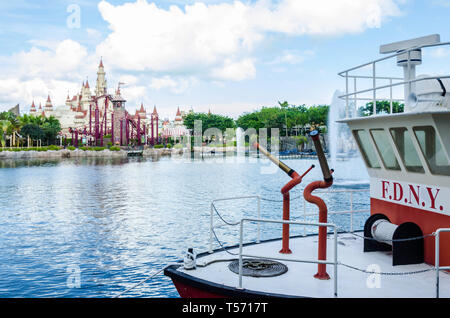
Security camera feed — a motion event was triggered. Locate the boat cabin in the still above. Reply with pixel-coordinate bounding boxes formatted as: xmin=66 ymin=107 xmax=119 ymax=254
xmin=339 ymin=34 xmax=450 ymax=267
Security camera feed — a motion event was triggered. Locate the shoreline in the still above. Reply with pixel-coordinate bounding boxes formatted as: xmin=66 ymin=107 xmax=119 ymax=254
xmin=0 ymin=146 xmax=239 ymax=160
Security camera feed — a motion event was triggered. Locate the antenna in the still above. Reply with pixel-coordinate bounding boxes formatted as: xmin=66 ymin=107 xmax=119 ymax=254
xmin=379 ymin=34 xmax=441 ymax=112
xmin=380 ymin=34 xmax=440 ymax=54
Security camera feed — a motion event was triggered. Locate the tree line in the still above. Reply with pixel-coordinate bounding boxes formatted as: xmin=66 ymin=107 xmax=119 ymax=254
xmin=0 ymin=111 xmax=61 ymax=147
xmin=184 ymin=102 xmax=330 ymax=137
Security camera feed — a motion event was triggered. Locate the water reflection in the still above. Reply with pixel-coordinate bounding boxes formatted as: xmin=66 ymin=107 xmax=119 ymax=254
xmin=0 ymin=155 xmax=369 ymax=298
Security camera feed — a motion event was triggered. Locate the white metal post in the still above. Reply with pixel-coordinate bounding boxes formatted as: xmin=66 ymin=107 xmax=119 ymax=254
xmin=354 ymin=77 xmax=357 ymax=117
xmin=238 ymin=221 xmax=244 ymax=289
xmin=350 ymin=192 xmax=354 ymax=233
xmin=303 ymin=198 xmax=307 ymax=236
xmin=334 ymin=226 xmax=338 ymax=298
xmin=390 ymin=78 xmax=393 ymax=114
xmin=257 ymin=197 xmax=261 ymax=244
xmin=209 ymin=203 xmax=213 ymax=253
xmin=436 ymin=230 xmax=440 ymax=298
xmin=345 ymin=71 xmax=349 ymax=118
xmin=373 ymin=63 xmax=376 ymax=115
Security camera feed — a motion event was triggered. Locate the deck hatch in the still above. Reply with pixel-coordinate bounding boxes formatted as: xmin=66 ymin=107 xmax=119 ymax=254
xmin=370 ymin=129 xmax=401 ymax=170
xmin=413 ymin=126 xmax=450 ymax=176
xmin=389 ymin=127 xmax=425 ymax=173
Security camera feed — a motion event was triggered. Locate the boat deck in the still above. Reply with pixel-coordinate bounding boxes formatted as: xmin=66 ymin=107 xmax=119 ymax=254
xmin=170 ymin=233 xmax=450 ymax=298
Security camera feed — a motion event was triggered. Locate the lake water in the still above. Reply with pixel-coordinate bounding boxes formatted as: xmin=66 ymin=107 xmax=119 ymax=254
xmin=0 ymin=154 xmax=369 ymax=298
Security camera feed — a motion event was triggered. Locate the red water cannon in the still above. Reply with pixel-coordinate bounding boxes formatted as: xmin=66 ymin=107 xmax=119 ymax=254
xmin=253 ymin=142 xmax=314 ymax=254
xmin=303 ymin=130 xmax=334 ymax=280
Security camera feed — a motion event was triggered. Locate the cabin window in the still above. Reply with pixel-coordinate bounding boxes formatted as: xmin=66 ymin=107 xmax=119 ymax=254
xmin=413 ymin=126 xmax=450 ymax=176
xmin=370 ymin=129 xmax=401 ymax=170
xmin=352 ymin=130 xmax=380 ymax=168
xmin=389 ymin=128 xmax=425 ymax=173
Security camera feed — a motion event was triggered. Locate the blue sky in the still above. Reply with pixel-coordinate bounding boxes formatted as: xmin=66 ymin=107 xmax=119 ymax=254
xmin=1 ymin=0 xmax=450 ymax=119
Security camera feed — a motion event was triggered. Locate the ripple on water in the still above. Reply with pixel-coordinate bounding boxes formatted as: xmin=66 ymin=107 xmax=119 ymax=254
xmin=0 ymin=156 xmax=369 ymax=297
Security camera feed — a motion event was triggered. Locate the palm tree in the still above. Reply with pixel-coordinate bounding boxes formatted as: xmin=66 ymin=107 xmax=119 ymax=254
xmin=278 ymin=101 xmax=289 ymax=136
xmin=0 ymin=120 xmax=12 ymax=147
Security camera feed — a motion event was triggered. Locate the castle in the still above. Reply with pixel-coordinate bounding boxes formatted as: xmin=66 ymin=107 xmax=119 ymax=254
xmin=28 ymin=60 xmax=189 ymax=145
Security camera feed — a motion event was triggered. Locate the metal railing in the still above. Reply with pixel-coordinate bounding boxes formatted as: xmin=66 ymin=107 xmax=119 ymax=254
xmin=304 ymin=189 xmax=370 ymax=233
xmin=209 ymin=196 xmax=261 ymax=253
xmin=237 ymin=218 xmax=338 ymax=297
xmin=435 ymin=228 xmax=450 ymax=298
xmin=208 ymin=194 xmax=450 ymax=298
xmin=209 ymin=190 xmax=369 ymax=252
xmin=337 ymin=41 xmax=450 ymax=118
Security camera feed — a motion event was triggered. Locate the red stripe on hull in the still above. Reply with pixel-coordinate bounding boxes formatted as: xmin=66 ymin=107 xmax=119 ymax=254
xmin=371 ymin=198 xmax=450 ymax=266
xmin=172 ymin=279 xmax=226 ymax=298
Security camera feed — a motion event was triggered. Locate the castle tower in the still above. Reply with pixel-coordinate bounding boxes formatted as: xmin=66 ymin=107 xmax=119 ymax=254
xmin=44 ymin=95 xmax=53 ymax=113
xmin=138 ymin=103 xmax=146 ymax=119
xmin=82 ymin=80 xmax=91 ymax=100
xmin=174 ymin=107 xmax=183 ymax=125
xmin=65 ymin=93 xmax=72 ymax=107
xmin=151 ymin=106 xmax=159 ymax=145
xmin=30 ymin=100 xmax=36 ymax=114
xmin=111 ymin=84 xmax=127 ymax=145
xmin=96 ymin=59 xmax=107 ymax=97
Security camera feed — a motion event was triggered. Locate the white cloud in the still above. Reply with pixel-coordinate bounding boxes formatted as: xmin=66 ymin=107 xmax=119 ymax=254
xmin=149 ymin=76 xmax=198 ymax=94
xmin=211 ymin=58 xmax=256 ymax=81
xmin=96 ymin=0 xmax=401 ymax=82
xmin=0 ymin=0 xmax=403 ymax=111
xmin=0 ymin=77 xmax=81 ymax=111
xmin=258 ymin=0 xmax=401 ymax=35
xmin=269 ymin=50 xmax=315 ymax=65
xmin=428 ymin=47 xmax=450 ymax=59
xmin=86 ymin=28 xmax=102 ymax=39
xmin=0 ymin=39 xmax=93 ymax=110
xmin=118 ymin=74 xmax=139 ymax=86
xmin=432 ymin=0 xmax=450 ymax=7
xmin=12 ymin=39 xmax=89 ymax=79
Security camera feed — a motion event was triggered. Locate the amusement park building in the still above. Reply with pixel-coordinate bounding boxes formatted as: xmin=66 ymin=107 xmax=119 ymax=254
xmin=28 ymin=59 xmax=189 ymax=144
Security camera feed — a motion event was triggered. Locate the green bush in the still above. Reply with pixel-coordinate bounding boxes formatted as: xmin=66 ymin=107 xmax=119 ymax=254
xmin=107 ymin=141 xmax=113 ymax=148
xmin=67 ymin=146 xmax=76 ymax=151
xmin=166 ymin=143 xmax=172 ymax=149
xmin=154 ymin=144 xmax=164 ymax=149
xmin=47 ymin=145 xmax=61 ymax=151
xmin=173 ymin=144 xmax=183 ymax=149
xmin=109 ymin=146 xmax=121 ymax=151
xmin=94 ymin=147 xmax=106 ymax=151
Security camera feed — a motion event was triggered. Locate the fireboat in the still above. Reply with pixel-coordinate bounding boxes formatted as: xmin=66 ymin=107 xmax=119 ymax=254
xmin=164 ymin=34 xmax=450 ymax=298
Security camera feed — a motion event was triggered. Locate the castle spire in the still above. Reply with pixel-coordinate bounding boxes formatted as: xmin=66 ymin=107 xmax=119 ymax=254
xmin=30 ymin=100 xmax=36 ymax=113
xmin=96 ymin=59 xmax=107 ymax=97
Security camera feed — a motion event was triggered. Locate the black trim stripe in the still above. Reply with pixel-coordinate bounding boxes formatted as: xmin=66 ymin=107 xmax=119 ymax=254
xmin=437 ymin=78 xmax=447 ymax=97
